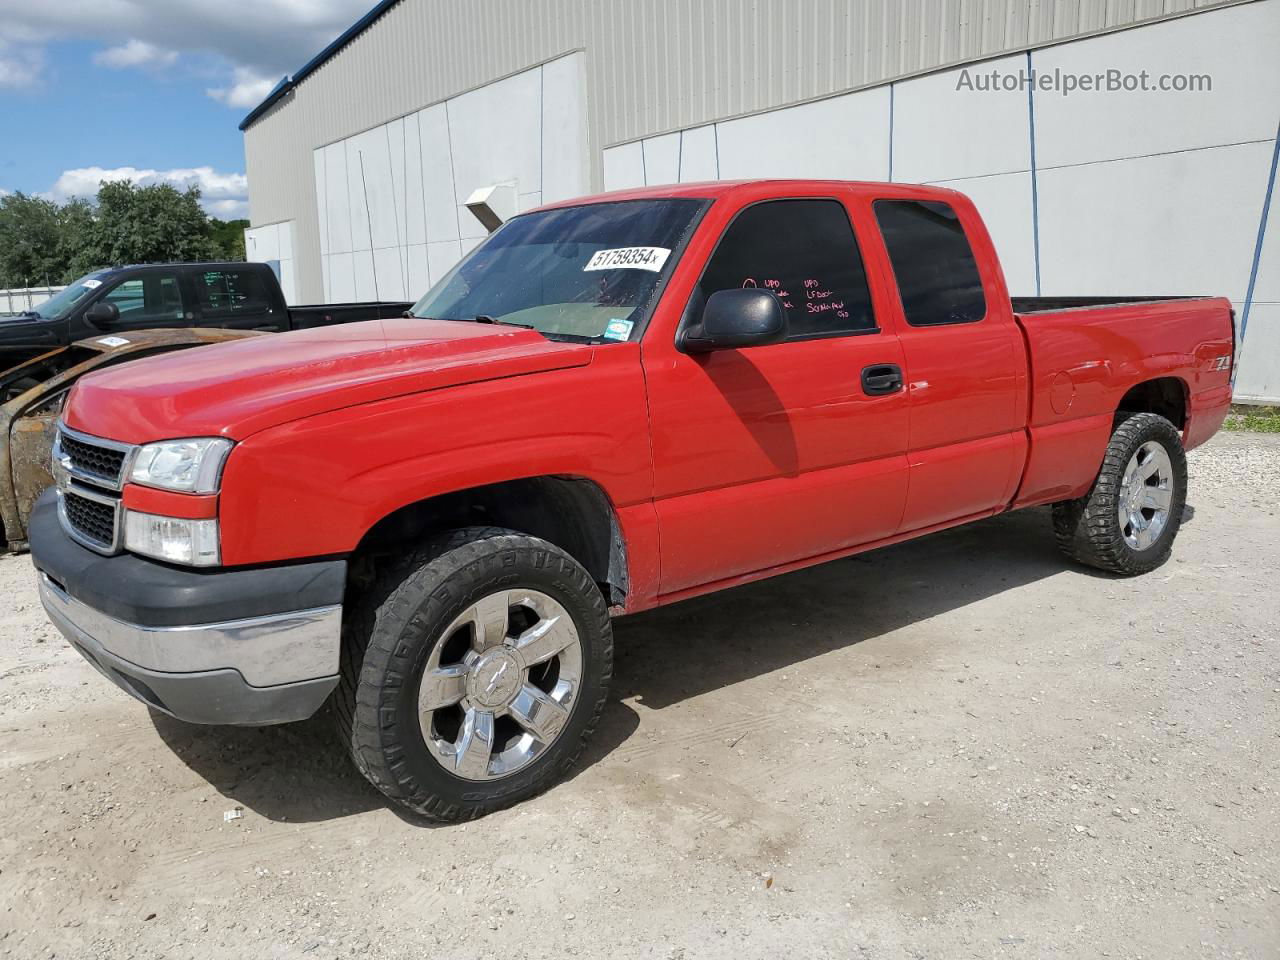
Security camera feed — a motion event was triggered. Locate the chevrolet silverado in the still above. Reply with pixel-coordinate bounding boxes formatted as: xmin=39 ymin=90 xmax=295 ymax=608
xmin=29 ymin=180 xmax=1234 ymax=820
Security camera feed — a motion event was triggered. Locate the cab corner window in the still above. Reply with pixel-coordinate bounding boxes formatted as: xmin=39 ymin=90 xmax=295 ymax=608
xmin=194 ymin=269 xmax=272 ymax=317
xmin=695 ymin=198 xmax=876 ymax=340
xmin=874 ymin=199 xmax=986 ymax=327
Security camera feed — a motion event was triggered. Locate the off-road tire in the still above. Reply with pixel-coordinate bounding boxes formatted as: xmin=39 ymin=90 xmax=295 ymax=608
xmin=334 ymin=527 xmax=613 ymax=820
xmin=1051 ymin=412 xmax=1187 ymax=576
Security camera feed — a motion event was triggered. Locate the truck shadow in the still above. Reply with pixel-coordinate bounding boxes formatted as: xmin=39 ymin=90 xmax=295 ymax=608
xmin=611 ymin=505 xmax=1084 ymax=709
xmin=150 ymin=707 xmax=384 ymax=822
xmin=149 ymin=698 xmax=642 ymax=826
xmin=150 ymin=505 xmax=1113 ymax=825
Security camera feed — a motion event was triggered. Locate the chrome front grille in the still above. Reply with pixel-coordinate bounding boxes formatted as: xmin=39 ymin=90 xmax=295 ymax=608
xmin=61 ymin=489 xmax=120 ymax=550
xmin=53 ymin=424 xmax=135 ymax=491
xmin=52 ymin=425 xmax=137 ymax=555
xmin=58 ymin=432 xmax=128 ymax=487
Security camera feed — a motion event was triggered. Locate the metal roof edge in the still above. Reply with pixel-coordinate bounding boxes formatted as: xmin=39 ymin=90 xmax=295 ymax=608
xmin=238 ymin=0 xmax=404 ymax=131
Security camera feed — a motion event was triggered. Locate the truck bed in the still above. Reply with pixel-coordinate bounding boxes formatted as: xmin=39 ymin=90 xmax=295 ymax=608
xmin=287 ymin=301 xmax=413 ymax=328
xmin=1010 ymin=295 xmax=1235 ymax=509
xmin=1012 ymin=295 xmax=1208 ymax=314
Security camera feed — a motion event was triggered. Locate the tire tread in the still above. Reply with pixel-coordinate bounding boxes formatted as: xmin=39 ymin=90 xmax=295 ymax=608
xmin=334 ymin=527 xmax=612 ymax=821
xmin=1051 ymin=412 xmax=1187 ymax=576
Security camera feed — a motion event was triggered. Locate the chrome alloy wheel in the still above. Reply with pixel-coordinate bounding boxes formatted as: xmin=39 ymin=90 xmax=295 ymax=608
xmin=1118 ymin=440 xmax=1175 ymax=551
xmin=417 ymin=589 xmax=582 ymax=780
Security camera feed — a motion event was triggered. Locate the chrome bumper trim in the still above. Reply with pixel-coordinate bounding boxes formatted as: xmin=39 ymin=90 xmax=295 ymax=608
xmin=38 ymin=573 xmax=341 ymax=688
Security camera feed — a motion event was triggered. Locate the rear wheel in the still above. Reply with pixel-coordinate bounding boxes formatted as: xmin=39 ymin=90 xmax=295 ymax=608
xmin=335 ymin=527 xmax=613 ymax=820
xmin=1051 ymin=412 xmax=1187 ymax=576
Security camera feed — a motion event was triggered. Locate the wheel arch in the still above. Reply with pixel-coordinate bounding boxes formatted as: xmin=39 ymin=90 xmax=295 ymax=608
xmin=1116 ymin=376 xmax=1189 ymax=430
xmin=348 ymin=475 xmax=629 ymax=606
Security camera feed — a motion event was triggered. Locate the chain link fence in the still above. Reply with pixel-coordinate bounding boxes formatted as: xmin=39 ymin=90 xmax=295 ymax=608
xmin=0 ymin=287 xmax=66 ymax=316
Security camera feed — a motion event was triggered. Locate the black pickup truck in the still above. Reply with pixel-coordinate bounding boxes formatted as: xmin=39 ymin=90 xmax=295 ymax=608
xmin=1 ymin=262 xmax=412 ymax=366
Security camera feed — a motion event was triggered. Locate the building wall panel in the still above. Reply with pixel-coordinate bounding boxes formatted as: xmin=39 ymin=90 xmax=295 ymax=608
xmin=893 ymin=52 xmax=1031 ymax=183
xmin=541 ymin=52 xmax=591 ymax=203
xmin=313 ymin=54 xmax=588 ymax=299
xmin=1036 ymin=141 xmax=1273 ymax=300
xmin=418 ymin=104 xmax=459 ymax=245
xmin=641 ymin=133 xmax=682 ymax=187
xmin=399 ymin=113 xmax=428 ymax=247
xmin=1234 ymin=305 xmax=1280 ymax=403
xmin=715 ymin=87 xmax=892 ymax=181
xmin=602 ymin=142 xmax=645 ymax=191
xmin=446 ymin=68 xmax=544 ymax=241
xmin=322 ymin=143 xmax=352 ymax=257
xmin=678 ymin=126 xmax=720 ymax=183
xmin=1033 ymin=0 xmax=1280 ymax=166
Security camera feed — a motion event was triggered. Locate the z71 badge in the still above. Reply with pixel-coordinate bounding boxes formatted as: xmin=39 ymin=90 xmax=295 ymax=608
xmin=1210 ymin=355 xmax=1231 ymax=372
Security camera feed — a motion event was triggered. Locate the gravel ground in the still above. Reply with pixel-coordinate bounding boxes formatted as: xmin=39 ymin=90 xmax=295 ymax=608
xmin=0 ymin=431 xmax=1276 ymax=959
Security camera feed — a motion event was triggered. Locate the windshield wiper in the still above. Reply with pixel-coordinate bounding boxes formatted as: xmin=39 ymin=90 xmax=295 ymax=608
xmin=469 ymin=315 xmax=536 ymax=330
xmin=412 ymin=314 xmax=539 ymax=332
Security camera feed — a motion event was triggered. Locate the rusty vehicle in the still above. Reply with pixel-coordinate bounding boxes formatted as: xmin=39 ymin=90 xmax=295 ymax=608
xmin=0 ymin=328 xmax=262 ymax=552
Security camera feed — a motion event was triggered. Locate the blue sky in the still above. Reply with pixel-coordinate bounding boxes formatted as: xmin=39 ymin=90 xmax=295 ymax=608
xmin=0 ymin=0 xmax=373 ymax=218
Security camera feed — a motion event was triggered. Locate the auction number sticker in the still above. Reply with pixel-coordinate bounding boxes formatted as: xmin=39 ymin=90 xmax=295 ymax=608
xmin=583 ymin=246 xmax=671 ymax=273
xmin=97 ymin=336 xmax=130 ymax=347
xmin=82 ymin=279 xmax=102 ymax=289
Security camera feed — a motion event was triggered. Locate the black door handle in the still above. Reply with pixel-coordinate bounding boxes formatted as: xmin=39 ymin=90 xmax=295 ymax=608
xmin=861 ymin=363 xmax=903 ymax=396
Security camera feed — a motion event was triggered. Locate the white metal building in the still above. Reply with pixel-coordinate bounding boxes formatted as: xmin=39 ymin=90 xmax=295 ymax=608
xmin=240 ymin=0 xmax=1280 ymax=401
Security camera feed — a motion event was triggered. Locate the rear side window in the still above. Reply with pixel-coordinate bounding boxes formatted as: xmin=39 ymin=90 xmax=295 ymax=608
xmin=193 ymin=269 xmax=272 ymax=317
xmin=696 ymin=198 xmax=876 ymax=339
xmin=874 ymin=199 xmax=986 ymax=326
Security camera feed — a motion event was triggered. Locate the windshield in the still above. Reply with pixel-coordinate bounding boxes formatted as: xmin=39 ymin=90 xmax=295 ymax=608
xmin=409 ymin=198 xmax=704 ymax=341
xmin=29 ymin=272 xmax=110 ymax=320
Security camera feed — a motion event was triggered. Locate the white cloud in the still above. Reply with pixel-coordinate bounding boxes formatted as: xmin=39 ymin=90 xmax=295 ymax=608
xmin=203 ymin=197 xmax=250 ymax=219
xmin=0 ymin=188 xmax=10 ymax=198
xmin=0 ymin=28 xmax=46 ymax=88
xmin=0 ymin=0 xmax=372 ymax=107
xmin=206 ymin=66 xmax=278 ymax=109
xmin=47 ymin=166 xmax=249 ymax=219
xmin=93 ymin=38 xmax=178 ymax=69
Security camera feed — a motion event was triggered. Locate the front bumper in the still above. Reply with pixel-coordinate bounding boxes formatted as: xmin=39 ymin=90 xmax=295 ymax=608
xmin=29 ymin=490 xmax=346 ymax=725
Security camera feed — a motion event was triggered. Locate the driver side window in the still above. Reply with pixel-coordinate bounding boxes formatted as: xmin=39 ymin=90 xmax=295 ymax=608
xmin=695 ymin=198 xmax=877 ymax=340
xmin=102 ymin=275 xmax=184 ymax=325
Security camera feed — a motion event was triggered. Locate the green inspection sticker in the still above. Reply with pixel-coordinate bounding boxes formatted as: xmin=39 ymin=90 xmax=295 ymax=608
xmin=603 ymin=319 xmax=634 ymax=341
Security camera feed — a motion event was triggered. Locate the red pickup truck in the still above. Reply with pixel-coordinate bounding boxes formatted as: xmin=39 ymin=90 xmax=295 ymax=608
xmin=30 ymin=180 xmax=1234 ymax=820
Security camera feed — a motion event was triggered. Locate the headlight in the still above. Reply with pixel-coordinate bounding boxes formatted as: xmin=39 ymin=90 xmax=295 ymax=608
xmin=124 ymin=511 xmax=220 ymax=566
xmin=130 ymin=438 xmax=232 ymax=493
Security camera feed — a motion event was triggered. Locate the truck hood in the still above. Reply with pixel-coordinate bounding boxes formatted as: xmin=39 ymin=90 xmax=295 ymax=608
xmin=63 ymin=317 xmax=594 ymax=444
xmin=0 ymin=313 xmax=63 ymax=361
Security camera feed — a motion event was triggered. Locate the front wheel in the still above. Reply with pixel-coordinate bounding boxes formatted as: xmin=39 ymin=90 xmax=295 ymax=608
xmin=1052 ymin=412 xmax=1188 ymax=576
xmin=335 ymin=527 xmax=613 ymax=820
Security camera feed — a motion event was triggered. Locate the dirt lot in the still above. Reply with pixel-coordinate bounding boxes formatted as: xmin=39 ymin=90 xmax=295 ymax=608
xmin=1 ymin=431 xmax=1276 ymax=960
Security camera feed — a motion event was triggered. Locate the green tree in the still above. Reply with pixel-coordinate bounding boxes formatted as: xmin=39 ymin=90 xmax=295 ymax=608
xmin=0 ymin=180 xmax=240 ymax=289
xmin=55 ymin=199 xmax=98 ymax=283
xmin=0 ymin=193 xmax=65 ymax=288
xmin=81 ymin=180 xmax=217 ymax=268
xmin=209 ymin=217 xmax=249 ymax=261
